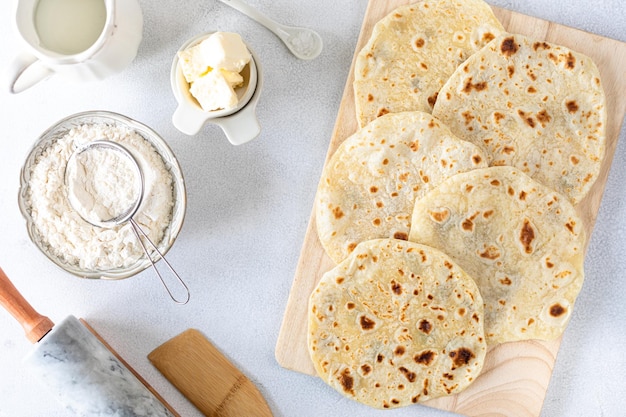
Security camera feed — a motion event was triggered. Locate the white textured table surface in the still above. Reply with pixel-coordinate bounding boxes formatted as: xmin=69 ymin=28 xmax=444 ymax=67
xmin=0 ymin=1 xmax=624 ymax=416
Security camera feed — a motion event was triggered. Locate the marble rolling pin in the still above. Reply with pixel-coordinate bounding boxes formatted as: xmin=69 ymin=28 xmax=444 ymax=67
xmin=0 ymin=267 xmax=177 ymax=416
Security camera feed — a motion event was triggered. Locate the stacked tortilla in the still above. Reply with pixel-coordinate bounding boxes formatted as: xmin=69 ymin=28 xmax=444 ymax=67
xmin=308 ymin=0 xmax=606 ymax=409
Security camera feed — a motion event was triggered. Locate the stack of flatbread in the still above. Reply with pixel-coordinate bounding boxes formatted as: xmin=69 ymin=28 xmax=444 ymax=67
xmin=308 ymin=0 xmax=606 ymax=409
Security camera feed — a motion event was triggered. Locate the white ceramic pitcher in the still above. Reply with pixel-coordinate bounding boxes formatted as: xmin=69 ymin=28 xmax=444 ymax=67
xmin=6 ymin=0 xmax=143 ymax=94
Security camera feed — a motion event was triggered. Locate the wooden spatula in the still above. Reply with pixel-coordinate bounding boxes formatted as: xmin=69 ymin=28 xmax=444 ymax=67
xmin=148 ymin=329 xmax=273 ymax=417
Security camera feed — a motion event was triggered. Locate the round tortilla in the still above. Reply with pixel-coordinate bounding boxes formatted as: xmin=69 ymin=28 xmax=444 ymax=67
xmin=353 ymin=0 xmax=504 ymax=128
xmin=432 ymin=33 xmax=606 ymax=204
xmin=315 ymin=111 xmax=487 ymax=264
xmin=409 ymin=166 xmax=586 ymax=344
xmin=308 ymin=239 xmax=486 ymax=409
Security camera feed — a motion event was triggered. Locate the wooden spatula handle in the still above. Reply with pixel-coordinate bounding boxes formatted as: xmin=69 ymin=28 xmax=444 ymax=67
xmin=0 ymin=267 xmax=54 ymax=343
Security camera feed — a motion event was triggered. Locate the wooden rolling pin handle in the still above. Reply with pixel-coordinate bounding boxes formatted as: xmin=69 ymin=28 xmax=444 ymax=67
xmin=0 ymin=267 xmax=54 ymax=343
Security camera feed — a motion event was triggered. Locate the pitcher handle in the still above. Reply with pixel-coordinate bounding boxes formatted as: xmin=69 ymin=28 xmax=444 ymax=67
xmin=6 ymin=52 xmax=54 ymax=94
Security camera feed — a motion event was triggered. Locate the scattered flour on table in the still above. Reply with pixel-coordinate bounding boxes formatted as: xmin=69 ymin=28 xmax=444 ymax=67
xmin=27 ymin=123 xmax=174 ymax=270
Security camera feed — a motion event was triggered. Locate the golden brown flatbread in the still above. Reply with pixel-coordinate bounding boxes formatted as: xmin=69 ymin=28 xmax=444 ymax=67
xmin=432 ymin=33 xmax=606 ymax=204
xmin=354 ymin=0 xmax=504 ymax=127
xmin=409 ymin=166 xmax=586 ymax=344
xmin=308 ymin=239 xmax=486 ymax=408
xmin=316 ymin=111 xmax=487 ymax=264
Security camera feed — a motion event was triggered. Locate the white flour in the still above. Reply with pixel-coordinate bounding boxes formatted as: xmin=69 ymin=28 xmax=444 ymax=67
xmin=66 ymin=144 xmax=141 ymax=225
xmin=27 ymin=123 xmax=174 ymax=270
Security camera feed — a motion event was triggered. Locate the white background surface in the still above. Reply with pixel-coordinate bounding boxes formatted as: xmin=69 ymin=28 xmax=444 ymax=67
xmin=0 ymin=1 xmax=624 ymax=416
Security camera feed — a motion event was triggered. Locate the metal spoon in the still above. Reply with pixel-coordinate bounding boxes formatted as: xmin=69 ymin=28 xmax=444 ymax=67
xmin=217 ymin=0 xmax=323 ymax=60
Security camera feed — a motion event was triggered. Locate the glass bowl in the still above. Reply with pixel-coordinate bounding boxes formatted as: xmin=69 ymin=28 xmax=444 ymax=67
xmin=18 ymin=110 xmax=187 ymax=280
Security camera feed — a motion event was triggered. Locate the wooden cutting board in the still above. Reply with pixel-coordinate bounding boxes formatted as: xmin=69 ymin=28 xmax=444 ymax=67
xmin=276 ymin=1 xmax=626 ymax=416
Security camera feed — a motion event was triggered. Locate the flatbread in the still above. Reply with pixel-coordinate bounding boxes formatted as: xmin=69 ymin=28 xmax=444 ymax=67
xmin=353 ymin=0 xmax=504 ymax=128
xmin=316 ymin=111 xmax=487 ymax=264
xmin=408 ymin=166 xmax=586 ymax=344
xmin=308 ymin=239 xmax=486 ymax=409
xmin=432 ymin=33 xmax=606 ymax=204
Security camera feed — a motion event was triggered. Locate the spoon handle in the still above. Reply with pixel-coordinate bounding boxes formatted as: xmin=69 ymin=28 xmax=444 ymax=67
xmin=217 ymin=0 xmax=284 ymax=35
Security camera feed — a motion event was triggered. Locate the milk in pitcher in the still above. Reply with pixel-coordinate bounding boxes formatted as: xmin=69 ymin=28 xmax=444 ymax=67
xmin=34 ymin=0 xmax=107 ymax=55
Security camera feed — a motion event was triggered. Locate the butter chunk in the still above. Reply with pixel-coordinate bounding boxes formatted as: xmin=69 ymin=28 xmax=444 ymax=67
xmin=178 ymin=44 xmax=210 ymax=83
xmin=221 ymin=69 xmax=244 ymax=88
xmin=200 ymin=32 xmax=251 ymax=73
xmin=190 ymin=69 xmax=240 ymax=111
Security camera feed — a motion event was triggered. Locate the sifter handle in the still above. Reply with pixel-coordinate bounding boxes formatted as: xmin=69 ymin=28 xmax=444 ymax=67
xmin=0 ymin=267 xmax=54 ymax=343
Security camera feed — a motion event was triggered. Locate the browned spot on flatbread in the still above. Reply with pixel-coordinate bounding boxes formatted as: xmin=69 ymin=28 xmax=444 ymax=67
xmin=566 ymin=100 xmax=579 ymax=113
xmin=429 ymin=208 xmax=450 ymax=223
xmin=361 ymin=364 xmax=372 ymax=375
xmin=537 ymin=109 xmax=551 ymax=127
xmin=394 ymin=231 xmax=409 ymax=240
xmin=415 ymin=37 xmax=425 ymax=48
xmin=449 ymin=347 xmax=475 ymax=369
xmin=462 ymin=77 xmax=488 ymax=94
xmin=377 ymin=108 xmax=390 ymax=118
xmin=565 ymin=52 xmax=576 ymax=69
xmin=533 ymin=41 xmax=551 ymax=51
xmin=359 ymin=315 xmax=376 ymax=330
xmin=332 ymin=206 xmax=344 ymax=219
xmin=480 ymin=245 xmax=500 ymax=260
xmin=414 ymin=350 xmax=436 ymax=366
xmin=507 ymin=65 xmax=515 ymax=78
xmin=550 ymin=303 xmax=567 ymax=317
xmin=418 ymin=319 xmax=432 ymax=334
xmin=391 ymin=281 xmax=403 ymax=295
xmin=427 ymin=92 xmax=438 ymax=108
xmin=462 ymin=111 xmax=475 ymax=125
xmin=367 ymin=93 xmax=374 ymax=102
xmin=395 ymin=346 xmax=406 ymax=356
xmin=338 ymin=368 xmax=355 ymax=395
xmin=518 ymin=109 xmax=536 ymax=128
xmin=503 ymin=146 xmax=515 ymax=155
xmin=520 ymin=219 xmax=535 ymax=254
xmin=399 ymin=366 xmax=416 ymax=382
xmin=500 ymin=36 xmax=518 ymax=57
xmin=462 ymin=218 xmax=474 ymax=232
